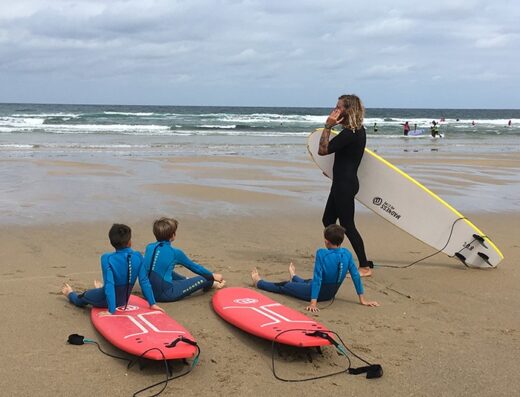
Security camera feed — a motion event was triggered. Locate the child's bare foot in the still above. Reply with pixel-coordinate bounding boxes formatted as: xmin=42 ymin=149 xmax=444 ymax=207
xmin=251 ymin=268 xmax=261 ymax=287
xmin=288 ymin=262 xmax=296 ymax=280
xmin=62 ymin=283 xmax=73 ymax=297
xmin=212 ymin=280 xmax=226 ymax=289
xmin=358 ymin=267 xmax=372 ymax=277
xmin=94 ymin=280 xmax=103 ymax=288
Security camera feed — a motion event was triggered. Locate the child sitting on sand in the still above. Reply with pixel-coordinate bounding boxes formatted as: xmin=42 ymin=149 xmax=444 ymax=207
xmin=62 ymin=224 xmax=162 ymax=314
xmin=143 ymin=217 xmax=225 ymax=302
xmin=251 ymin=224 xmax=378 ymax=312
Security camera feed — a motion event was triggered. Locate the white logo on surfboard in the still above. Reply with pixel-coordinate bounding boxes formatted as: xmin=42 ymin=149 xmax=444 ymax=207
xmin=116 ymin=304 xmax=139 ymax=312
xmin=233 ymin=298 xmax=258 ymax=304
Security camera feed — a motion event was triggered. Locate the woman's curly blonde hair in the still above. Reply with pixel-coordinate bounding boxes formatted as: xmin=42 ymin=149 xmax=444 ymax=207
xmin=339 ymin=94 xmax=365 ymax=130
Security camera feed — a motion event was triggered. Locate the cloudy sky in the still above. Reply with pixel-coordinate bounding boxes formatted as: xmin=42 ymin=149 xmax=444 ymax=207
xmin=1 ymin=0 xmax=519 ymax=108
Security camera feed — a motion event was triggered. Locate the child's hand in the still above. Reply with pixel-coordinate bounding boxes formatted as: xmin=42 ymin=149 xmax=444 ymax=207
xmin=305 ymin=300 xmax=319 ymax=313
xmin=359 ymin=295 xmax=380 ymax=307
xmin=98 ymin=311 xmax=112 ymax=317
xmin=150 ymin=304 xmax=164 ymax=312
xmin=213 ymin=273 xmax=224 ymax=282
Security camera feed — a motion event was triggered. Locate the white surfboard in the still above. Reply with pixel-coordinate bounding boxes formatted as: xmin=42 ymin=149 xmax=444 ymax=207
xmin=307 ymin=129 xmax=503 ymax=268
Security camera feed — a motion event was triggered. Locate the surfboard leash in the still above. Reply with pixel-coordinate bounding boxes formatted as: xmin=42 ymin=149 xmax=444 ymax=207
xmin=270 ymin=329 xmax=382 ymax=382
xmin=375 ymin=217 xmax=468 ymax=269
xmin=67 ymin=333 xmax=200 ymax=397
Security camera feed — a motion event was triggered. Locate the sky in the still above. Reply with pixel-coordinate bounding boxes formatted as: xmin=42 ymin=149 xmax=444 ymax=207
xmin=0 ymin=0 xmax=519 ymax=108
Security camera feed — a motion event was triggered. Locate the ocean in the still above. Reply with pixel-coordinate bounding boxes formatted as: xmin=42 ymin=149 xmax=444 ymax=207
xmin=1 ymin=103 xmax=519 ymax=224
xmin=1 ymin=103 xmax=519 ymax=159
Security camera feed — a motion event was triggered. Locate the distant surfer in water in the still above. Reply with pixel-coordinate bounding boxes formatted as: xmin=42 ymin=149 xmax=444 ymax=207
xmin=318 ymin=94 xmax=374 ymax=277
xmin=431 ymin=120 xmax=440 ymax=137
xmin=403 ymin=121 xmax=410 ymax=136
xmin=251 ymin=225 xmax=378 ymax=312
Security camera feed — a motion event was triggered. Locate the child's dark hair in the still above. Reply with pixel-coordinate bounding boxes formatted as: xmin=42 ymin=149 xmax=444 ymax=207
xmin=324 ymin=224 xmax=345 ymax=246
xmin=108 ymin=224 xmax=132 ymax=249
xmin=153 ymin=217 xmax=178 ymax=241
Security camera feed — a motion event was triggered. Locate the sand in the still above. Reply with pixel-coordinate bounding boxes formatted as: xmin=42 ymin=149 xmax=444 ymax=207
xmin=0 ymin=151 xmax=519 ymax=396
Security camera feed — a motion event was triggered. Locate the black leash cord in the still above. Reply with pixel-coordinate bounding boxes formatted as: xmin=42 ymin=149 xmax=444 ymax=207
xmin=80 ymin=338 xmax=200 ymax=397
xmin=131 ymin=344 xmax=201 ymax=397
xmin=271 ymin=329 xmax=374 ymax=382
xmin=376 ymin=217 xmax=466 ymax=269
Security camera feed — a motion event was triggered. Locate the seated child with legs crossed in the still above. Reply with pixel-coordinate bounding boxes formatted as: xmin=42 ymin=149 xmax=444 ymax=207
xmin=143 ymin=217 xmax=225 ymax=302
xmin=252 ymin=224 xmax=378 ymax=312
xmin=62 ymin=223 xmax=162 ymax=314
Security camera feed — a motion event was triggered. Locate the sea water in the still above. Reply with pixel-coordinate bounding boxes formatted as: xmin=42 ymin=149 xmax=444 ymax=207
xmin=1 ymin=103 xmax=519 ymax=224
xmin=1 ymin=103 xmax=519 ymax=159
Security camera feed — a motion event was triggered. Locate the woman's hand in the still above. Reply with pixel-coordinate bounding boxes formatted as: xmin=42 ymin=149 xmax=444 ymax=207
xmin=325 ymin=108 xmax=345 ymax=128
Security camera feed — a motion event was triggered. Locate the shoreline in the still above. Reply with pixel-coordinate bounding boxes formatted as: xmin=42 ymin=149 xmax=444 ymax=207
xmin=1 ymin=150 xmax=519 ymax=226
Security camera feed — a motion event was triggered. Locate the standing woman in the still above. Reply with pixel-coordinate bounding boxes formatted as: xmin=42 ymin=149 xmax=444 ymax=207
xmin=318 ymin=94 xmax=373 ymax=276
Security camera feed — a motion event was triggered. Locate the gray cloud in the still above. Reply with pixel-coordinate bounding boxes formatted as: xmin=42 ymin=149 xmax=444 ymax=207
xmin=0 ymin=0 xmax=519 ymax=107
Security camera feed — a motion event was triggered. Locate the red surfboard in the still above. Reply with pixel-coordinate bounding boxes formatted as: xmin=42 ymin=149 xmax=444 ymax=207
xmin=212 ymin=287 xmax=332 ymax=347
xmin=91 ymin=295 xmax=197 ymax=360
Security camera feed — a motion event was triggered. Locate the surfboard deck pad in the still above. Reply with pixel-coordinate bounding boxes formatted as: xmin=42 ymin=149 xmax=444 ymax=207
xmin=213 ymin=287 xmax=332 ymax=347
xmin=91 ymin=295 xmax=197 ymax=360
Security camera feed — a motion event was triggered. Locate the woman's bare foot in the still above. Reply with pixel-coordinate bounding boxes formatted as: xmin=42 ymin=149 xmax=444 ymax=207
xmin=288 ymin=262 xmax=296 ymax=280
xmin=358 ymin=267 xmax=372 ymax=277
xmin=62 ymin=283 xmax=73 ymax=297
xmin=212 ymin=280 xmax=226 ymax=289
xmin=94 ymin=280 xmax=103 ymax=288
xmin=251 ymin=268 xmax=261 ymax=287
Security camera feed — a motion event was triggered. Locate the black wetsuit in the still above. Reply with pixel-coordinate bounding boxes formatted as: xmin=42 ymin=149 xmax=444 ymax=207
xmin=322 ymin=126 xmax=370 ymax=268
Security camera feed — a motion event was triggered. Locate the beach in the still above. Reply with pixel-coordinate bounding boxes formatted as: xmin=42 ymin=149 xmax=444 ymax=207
xmin=1 ymin=148 xmax=519 ymax=397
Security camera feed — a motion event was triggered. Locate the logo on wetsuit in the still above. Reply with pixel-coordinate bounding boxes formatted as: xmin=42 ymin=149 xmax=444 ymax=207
xmin=372 ymin=197 xmax=401 ymax=220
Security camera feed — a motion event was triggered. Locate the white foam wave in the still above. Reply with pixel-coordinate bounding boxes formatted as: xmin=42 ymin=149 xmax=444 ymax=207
xmin=36 ymin=124 xmax=170 ymax=134
xmin=12 ymin=113 xmax=80 ymax=118
xmin=0 ymin=144 xmax=36 ymax=149
xmin=103 ymin=111 xmax=155 ymax=116
xmin=210 ymin=113 xmax=325 ymax=124
xmin=0 ymin=116 xmax=46 ymax=126
xmin=198 ymin=124 xmax=237 ymax=129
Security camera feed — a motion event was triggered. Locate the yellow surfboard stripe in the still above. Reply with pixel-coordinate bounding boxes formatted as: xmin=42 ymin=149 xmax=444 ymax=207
xmin=323 ymin=129 xmax=504 ymax=259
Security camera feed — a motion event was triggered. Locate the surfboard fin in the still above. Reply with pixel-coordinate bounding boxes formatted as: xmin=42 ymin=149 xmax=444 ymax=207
xmin=454 ymin=253 xmax=469 ymax=267
xmin=477 ymin=252 xmax=493 ymax=267
xmin=472 ymin=234 xmax=488 ymax=248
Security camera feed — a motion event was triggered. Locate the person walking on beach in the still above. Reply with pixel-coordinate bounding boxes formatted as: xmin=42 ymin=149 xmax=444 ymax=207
xmin=318 ymin=94 xmax=374 ymax=277
xmin=251 ymin=224 xmax=378 ymax=312
xmin=403 ymin=121 xmax=410 ymax=136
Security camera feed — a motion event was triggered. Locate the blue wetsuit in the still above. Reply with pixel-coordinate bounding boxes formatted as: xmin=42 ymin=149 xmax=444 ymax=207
xmin=257 ymin=247 xmax=363 ymax=302
xmin=67 ymin=248 xmax=156 ymax=314
xmin=143 ymin=241 xmax=214 ymax=302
